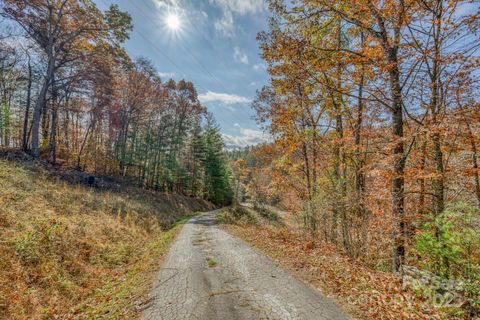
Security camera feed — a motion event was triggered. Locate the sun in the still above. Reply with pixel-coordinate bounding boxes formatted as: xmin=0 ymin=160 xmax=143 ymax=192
xmin=166 ymin=14 xmax=181 ymax=30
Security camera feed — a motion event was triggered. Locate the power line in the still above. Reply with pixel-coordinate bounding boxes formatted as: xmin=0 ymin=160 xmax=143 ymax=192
xmin=126 ymin=0 xmax=232 ymax=93
xmin=133 ymin=29 xmax=190 ymax=78
xmin=124 ymin=1 xmax=258 ymax=124
xmin=97 ymin=0 xmax=187 ymax=76
xmin=140 ymin=0 xmax=258 ymax=91
xmin=124 ymin=0 xmax=257 ymax=123
xmin=97 ymin=0 xmax=256 ymax=122
xmin=142 ymin=0 xmax=232 ymax=70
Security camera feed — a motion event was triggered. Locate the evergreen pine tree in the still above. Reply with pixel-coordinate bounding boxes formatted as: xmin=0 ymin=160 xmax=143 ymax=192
xmin=189 ymin=122 xmax=206 ymax=196
xmin=203 ymin=113 xmax=232 ymax=205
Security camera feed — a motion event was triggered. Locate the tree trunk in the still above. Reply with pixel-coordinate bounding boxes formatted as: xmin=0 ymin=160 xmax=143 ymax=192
xmin=432 ymin=132 xmax=445 ymax=215
xmin=466 ymin=122 xmax=480 ymax=209
xmin=418 ymin=140 xmax=427 ymax=218
xmin=22 ymin=58 xmax=32 ymax=152
xmin=31 ymin=54 xmax=55 ymax=158
xmin=430 ymin=0 xmax=445 ymax=218
xmin=354 ymin=50 xmax=366 ymax=256
xmin=50 ymin=105 xmax=58 ymax=164
xmin=302 ymin=139 xmax=313 ymax=230
xmin=389 ymin=48 xmax=406 ymax=273
xmin=42 ymin=98 xmax=50 ymax=142
xmin=333 ymin=19 xmax=351 ymax=255
xmin=77 ymin=122 xmax=92 ymax=169
xmin=49 ymin=78 xmax=58 ymax=164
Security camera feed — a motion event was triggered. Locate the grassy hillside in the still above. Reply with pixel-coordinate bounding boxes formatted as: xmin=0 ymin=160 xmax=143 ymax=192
xmin=0 ymin=159 xmax=213 ymax=319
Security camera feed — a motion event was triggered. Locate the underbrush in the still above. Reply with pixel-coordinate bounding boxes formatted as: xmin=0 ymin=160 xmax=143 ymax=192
xmin=0 ymin=160 xmax=205 ymax=319
xmin=216 ymin=205 xmax=282 ymax=226
xmin=253 ymin=204 xmax=283 ymax=224
xmin=216 ymin=206 xmax=258 ymax=225
xmin=412 ymin=203 xmax=480 ymax=317
xmin=222 ymin=221 xmax=468 ymax=320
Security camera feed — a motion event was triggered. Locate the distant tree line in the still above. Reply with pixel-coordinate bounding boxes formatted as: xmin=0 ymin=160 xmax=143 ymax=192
xmin=0 ymin=0 xmax=232 ymax=205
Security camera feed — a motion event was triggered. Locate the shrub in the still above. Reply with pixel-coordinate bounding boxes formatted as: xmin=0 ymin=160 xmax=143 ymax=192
xmin=216 ymin=206 xmax=257 ymax=225
xmin=414 ymin=202 xmax=480 ymax=314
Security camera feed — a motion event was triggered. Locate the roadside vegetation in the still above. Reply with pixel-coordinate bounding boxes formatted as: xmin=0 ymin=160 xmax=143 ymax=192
xmin=220 ymin=205 xmax=476 ymax=319
xmin=0 ymin=159 xmax=212 ymax=319
xmin=225 ymin=0 xmax=480 ymax=317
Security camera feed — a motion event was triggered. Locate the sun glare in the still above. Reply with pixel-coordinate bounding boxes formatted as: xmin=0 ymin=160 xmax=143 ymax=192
xmin=167 ymin=14 xmax=180 ymax=30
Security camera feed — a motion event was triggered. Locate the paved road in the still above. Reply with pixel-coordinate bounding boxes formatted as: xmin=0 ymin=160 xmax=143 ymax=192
xmin=142 ymin=211 xmax=351 ymax=320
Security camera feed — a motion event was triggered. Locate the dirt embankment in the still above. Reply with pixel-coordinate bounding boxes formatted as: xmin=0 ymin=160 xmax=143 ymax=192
xmin=0 ymin=148 xmax=215 ymax=226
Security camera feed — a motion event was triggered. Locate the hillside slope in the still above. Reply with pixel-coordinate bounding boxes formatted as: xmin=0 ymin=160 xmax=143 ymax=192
xmin=0 ymin=159 xmax=213 ymax=319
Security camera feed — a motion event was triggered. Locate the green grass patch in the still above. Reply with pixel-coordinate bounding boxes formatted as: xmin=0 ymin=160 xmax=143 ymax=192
xmin=207 ymin=258 xmax=218 ymax=268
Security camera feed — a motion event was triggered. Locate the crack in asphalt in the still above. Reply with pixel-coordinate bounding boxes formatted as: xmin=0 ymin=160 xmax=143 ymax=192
xmin=142 ymin=211 xmax=351 ymax=320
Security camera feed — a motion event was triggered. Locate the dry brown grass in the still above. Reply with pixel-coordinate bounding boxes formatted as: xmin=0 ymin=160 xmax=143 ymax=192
xmin=0 ymin=160 xmax=210 ymax=319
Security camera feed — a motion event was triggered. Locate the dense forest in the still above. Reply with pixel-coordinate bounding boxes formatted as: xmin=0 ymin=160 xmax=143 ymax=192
xmin=0 ymin=0 xmax=232 ymax=205
xmin=229 ymin=0 xmax=480 ymax=314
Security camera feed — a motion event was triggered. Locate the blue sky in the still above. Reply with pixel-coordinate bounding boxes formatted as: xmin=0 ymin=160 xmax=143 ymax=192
xmin=94 ymin=0 xmax=271 ymax=148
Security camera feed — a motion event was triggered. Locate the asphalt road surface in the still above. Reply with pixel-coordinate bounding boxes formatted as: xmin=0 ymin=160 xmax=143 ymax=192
xmin=142 ymin=211 xmax=351 ymax=320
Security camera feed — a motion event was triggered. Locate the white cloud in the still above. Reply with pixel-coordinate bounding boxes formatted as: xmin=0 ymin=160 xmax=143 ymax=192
xmin=222 ymin=126 xmax=270 ymax=149
xmin=158 ymin=71 xmax=176 ymax=79
xmin=153 ymin=0 xmax=179 ymax=9
xmin=198 ymin=91 xmax=251 ymax=105
xmin=209 ymin=0 xmax=264 ymax=15
xmin=253 ymin=63 xmax=267 ymax=71
xmin=210 ymin=0 xmax=264 ymax=37
xmin=233 ymin=47 xmax=249 ymax=65
xmin=214 ymin=11 xmax=235 ymax=37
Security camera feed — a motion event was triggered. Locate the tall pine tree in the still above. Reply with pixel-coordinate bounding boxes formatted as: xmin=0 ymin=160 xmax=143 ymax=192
xmin=203 ymin=113 xmax=232 ymax=205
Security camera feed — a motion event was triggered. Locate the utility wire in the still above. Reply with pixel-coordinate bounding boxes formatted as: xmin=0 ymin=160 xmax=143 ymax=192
xmin=126 ymin=0 xmax=232 ymax=93
xmin=132 ymin=29 xmax=190 ymax=78
xmin=141 ymin=0 xmax=258 ymax=92
xmin=125 ymin=0 xmax=256 ymax=122
xmin=99 ymin=0 xmax=198 ymax=81
xmin=142 ymin=0 xmax=232 ymax=70
xmin=98 ymin=0 xmax=256 ymax=122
